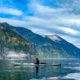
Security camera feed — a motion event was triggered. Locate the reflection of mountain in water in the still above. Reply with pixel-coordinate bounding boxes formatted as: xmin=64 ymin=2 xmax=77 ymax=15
xmin=0 ymin=23 xmax=80 ymax=61
xmin=0 ymin=59 xmax=80 ymax=80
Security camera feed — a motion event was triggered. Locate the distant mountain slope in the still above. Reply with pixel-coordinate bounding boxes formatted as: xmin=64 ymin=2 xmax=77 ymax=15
xmin=14 ymin=25 xmax=80 ymax=59
xmin=0 ymin=23 xmax=36 ymax=58
xmin=0 ymin=23 xmax=80 ymax=59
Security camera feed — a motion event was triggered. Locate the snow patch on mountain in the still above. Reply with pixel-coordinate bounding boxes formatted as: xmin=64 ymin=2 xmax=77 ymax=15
xmin=46 ymin=35 xmax=62 ymax=42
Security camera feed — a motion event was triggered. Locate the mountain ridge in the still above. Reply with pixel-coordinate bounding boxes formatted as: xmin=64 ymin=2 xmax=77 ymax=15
xmin=0 ymin=22 xmax=80 ymax=59
xmin=0 ymin=23 xmax=36 ymax=58
xmin=10 ymin=23 xmax=80 ymax=59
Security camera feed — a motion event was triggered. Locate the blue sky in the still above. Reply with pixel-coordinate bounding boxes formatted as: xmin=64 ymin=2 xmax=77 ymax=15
xmin=0 ymin=0 xmax=80 ymax=48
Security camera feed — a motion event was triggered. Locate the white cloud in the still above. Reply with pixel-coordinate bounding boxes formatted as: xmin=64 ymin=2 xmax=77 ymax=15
xmin=28 ymin=2 xmax=64 ymax=19
xmin=0 ymin=7 xmax=23 ymax=16
xmin=24 ymin=16 xmax=80 ymax=35
xmin=28 ymin=2 xmax=80 ymax=25
xmin=65 ymin=18 xmax=80 ymax=25
xmin=33 ymin=3 xmax=64 ymax=13
xmin=58 ymin=27 xmax=80 ymax=35
xmin=58 ymin=17 xmax=80 ymax=26
xmin=61 ymin=35 xmax=80 ymax=46
xmin=30 ymin=28 xmax=54 ymax=35
xmin=0 ymin=17 xmax=27 ymax=27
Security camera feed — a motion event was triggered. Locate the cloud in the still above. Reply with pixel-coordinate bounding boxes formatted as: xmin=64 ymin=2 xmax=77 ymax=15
xmin=65 ymin=18 xmax=80 ymax=25
xmin=0 ymin=7 xmax=23 ymax=16
xmin=28 ymin=2 xmax=65 ymax=19
xmin=24 ymin=16 xmax=80 ymax=36
xmin=57 ymin=27 xmax=80 ymax=35
xmin=0 ymin=17 xmax=27 ymax=27
xmin=60 ymin=0 xmax=80 ymax=15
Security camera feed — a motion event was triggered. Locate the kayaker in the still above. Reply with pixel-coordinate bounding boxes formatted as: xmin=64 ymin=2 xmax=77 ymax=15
xmin=35 ymin=58 xmax=40 ymax=74
xmin=35 ymin=58 xmax=40 ymax=65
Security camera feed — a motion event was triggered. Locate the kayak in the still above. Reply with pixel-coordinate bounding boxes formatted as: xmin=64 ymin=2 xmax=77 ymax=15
xmin=13 ymin=62 xmax=61 ymax=67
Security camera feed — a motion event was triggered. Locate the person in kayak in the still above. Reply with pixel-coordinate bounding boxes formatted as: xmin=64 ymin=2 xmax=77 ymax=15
xmin=35 ymin=58 xmax=40 ymax=75
xmin=35 ymin=58 xmax=40 ymax=65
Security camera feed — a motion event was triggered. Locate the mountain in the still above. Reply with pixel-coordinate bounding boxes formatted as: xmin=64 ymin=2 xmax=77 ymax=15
xmin=11 ymin=24 xmax=80 ymax=59
xmin=0 ymin=23 xmax=36 ymax=59
xmin=0 ymin=23 xmax=80 ymax=60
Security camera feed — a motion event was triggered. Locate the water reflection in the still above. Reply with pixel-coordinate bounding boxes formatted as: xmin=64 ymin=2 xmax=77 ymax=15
xmin=35 ymin=64 xmax=39 ymax=77
xmin=0 ymin=59 xmax=80 ymax=80
xmin=35 ymin=58 xmax=40 ymax=77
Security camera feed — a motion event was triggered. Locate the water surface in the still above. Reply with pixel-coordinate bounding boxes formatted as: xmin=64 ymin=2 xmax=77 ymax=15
xmin=0 ymin=59 xmax=80 ymax=80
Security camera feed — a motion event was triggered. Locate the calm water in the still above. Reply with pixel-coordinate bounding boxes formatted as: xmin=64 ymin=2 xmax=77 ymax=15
xmin=0 ymin=59 xmax=80 ymax=80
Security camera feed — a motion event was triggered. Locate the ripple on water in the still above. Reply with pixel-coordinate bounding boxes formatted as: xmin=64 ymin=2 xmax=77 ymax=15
xmin=62 ymin=72 xmax=80 ymax=80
